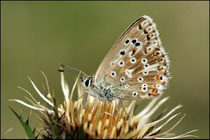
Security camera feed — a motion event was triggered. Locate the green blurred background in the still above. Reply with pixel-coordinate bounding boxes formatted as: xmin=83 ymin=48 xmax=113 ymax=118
xmin=1 ymin=1 xmax=209 ymax=139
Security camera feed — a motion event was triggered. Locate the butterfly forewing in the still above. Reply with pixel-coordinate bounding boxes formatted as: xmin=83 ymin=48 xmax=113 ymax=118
xmin=94 ymin=15 xmax=170 ymax=100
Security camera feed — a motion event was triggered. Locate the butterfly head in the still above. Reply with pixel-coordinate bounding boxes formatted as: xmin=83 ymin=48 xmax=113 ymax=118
xmin=81 ymin=76 xmax=116 ymax=102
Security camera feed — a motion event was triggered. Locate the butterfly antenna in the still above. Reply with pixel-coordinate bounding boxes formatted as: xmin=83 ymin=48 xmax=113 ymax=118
xmin=114 ymin=99 xmax=118 ymax=114
xmin=59 ymin=64 xmax=89 ymax=77
xmin=119 ymin=99 xmax=129 ymax=119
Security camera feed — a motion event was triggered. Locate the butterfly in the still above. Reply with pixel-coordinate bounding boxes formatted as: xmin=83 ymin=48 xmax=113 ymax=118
xmin=61 ymin=15 xmax=170 ymax=102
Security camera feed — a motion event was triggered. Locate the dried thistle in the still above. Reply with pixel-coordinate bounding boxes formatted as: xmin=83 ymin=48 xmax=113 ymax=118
xmin=9 ymin=71 xmax=198 ymax=139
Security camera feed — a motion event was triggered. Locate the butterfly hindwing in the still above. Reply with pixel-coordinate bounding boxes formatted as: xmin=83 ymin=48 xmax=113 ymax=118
xmin=94 ymin=15 xmax=170 ymax=100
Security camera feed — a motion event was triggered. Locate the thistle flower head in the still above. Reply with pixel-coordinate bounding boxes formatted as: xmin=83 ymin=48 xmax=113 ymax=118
xmin=9 ymin=71 xmax=198 ymax=139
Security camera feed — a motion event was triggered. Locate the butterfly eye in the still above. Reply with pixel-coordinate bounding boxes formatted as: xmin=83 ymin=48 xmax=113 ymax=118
xmin=138 ymin=77 xmax=144 ymax=82
xmin=110 ymin=71 xmax=117 ymax=77
xmin=118 ymin=60 xmax=125 ymax=67
xmin=120 ymin=77 xmax=126 ymax=82
xmin=84 ymin=77 xmax=92 ymax=87
xmin=142 ymin=58 xmax=147 ymax=64
xmin=130 ymin=58 xmax=136 ymax=64
xmin=132 ymin=92 xmax=138 ymax=97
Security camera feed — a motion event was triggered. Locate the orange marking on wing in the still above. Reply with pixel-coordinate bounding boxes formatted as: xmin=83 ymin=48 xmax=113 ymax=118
xmin=148 ymin=91 xmax=159 ymax=97
xmin=153 ymin=88 xmax=158 ymax=93
xmin=157 ymin=75 xmax=161 ymax=82
xmin=144 ymin=48 xmax=147 ymax=54
xmin=158 ymin=66 xmax=162 ymax=71
xmin=131 ymin=48 xmax=137 ymax=56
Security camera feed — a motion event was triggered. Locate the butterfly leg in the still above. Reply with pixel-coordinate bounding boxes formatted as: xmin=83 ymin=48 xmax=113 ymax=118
xmin=104 ymin=111 xmax=113 ymax=116
xmin=114 ymin=99 xmax=118 ymax=115
xmin=78 ymin=92 xmax=88 ymax=109
xmin=119 ymin=100 xmax=129 ymax=119
xmin=104 ymin=99 xmax=117 ymax=117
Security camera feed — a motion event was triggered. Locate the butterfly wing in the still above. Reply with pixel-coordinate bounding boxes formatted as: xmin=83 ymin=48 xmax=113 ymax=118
xmin=94 ymin=15 xmax=170 ymax=100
